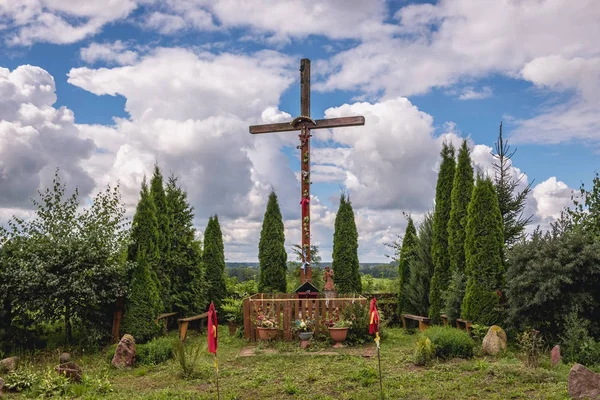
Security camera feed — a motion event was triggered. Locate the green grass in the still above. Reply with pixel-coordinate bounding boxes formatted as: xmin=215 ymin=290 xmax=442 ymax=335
xmin=2 ymin=327 xmax=572 ymax=399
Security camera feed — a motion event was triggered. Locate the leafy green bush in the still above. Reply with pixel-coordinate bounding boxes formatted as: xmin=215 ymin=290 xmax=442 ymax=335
xmin=222 ymin=297 xmax=244 ymax=325
xmin=37 ymin=367 xmax=70 ymax=397
xmin=423 ymin=326 xmax=474 ymax=359
xmin=342 ymin=302 xmax=384 ymax=346
xmin=414 ymin=336 xmax=436 ymax=366
xmin=561 ymin=311 xmax=600 ymax=366
xmin=105 ymin=343 xmax=118 ymax=364
xmin=470 ymin=324 xmax=490 ymax=342
xmin=137 ymin=336 xmax=174 ymax=365
xmin=3 ymin=367 xmax=40 ymax=392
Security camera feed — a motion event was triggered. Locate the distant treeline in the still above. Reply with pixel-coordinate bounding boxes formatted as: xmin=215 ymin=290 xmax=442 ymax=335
xmin=225 ymin=262 xmax=398 ymax=281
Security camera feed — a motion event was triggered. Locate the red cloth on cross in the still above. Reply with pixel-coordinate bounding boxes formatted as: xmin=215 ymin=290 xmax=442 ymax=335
xmin=208 ymin=302 xmax=218 ymax=354
xmin=369 ymin=297 xmax=379 ymax=335
xmin=300 ymin=197 xmax=310 ymax=211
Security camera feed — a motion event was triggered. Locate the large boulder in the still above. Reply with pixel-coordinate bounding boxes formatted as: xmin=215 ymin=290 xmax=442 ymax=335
xmin=481 ymin=325 xmax=507 ymax=356
xmin=568 ymin=363 xmax=600 ymax=399
xmin=0 ymin=357 xmax=19 ymax=373
xmin=55 ymin=361 xmax=83 ymax=383
xmin=111 ymin=334 xmax=136 ymax=368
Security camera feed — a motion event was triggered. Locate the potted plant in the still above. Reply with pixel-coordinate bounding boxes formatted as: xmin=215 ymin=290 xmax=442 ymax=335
xmin=328 ymin=319 xmax=352 ymax=348
xmin=292 ymin=319 xmax=315 ymax=341
xmin=254 ymin=312 xmax=279 ymax=340
xmin=222 ymin=297 xmax=244 ymax=336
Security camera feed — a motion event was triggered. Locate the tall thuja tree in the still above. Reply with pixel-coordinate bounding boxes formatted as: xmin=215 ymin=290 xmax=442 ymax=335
xmin=128 ymin=177 xmax=161 ymax=293
xmin=166 ymin=175 xmax=205 ymax=316
xmin=123 ymin=177 xmax=163 ymax=340
xmin=150 ymin=165 xmax=172 ymax=310
xmin=492 ymin=122 xmax=532 ymax=247
xmin=461 ymin=175 xmax=504 ymax=325
xmin=332 ymin=193 xmax=362 ymax=294
xmin=445 ymin=140 xmax=474 ymax=323
xmin=203 ymin=215 xmax=227 ymax=310
xmin=258 ymin=191 xmax=287 ymax=293
xmin=404 ymin=212 xmax=435 ymax=316
xmin=429 ymin=142 xmax=456 ymax=323
xmin=397 ymin=217 xmax=417 ymax=316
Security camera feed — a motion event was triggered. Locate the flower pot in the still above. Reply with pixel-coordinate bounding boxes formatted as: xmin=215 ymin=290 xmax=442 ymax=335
xmin=256 ymin=327 xmax=278 ymax=341
xmin=298 ymin=331 xmax=313 ymax=341
xmin=329 ymin=327 xmax=349 ymax=348
xmin=228 ymin=321 xmax=238 ymax=336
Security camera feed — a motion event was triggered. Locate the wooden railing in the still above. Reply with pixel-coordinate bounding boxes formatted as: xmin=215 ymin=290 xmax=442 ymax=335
xmin=243 ymin=293 xmax=367 ymax=342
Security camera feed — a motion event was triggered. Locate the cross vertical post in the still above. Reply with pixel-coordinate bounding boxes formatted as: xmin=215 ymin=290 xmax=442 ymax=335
xmin=248 ymin=58 xmax=366 ymax=285
xmin=299 ymin=58 xmax=311 ymax=283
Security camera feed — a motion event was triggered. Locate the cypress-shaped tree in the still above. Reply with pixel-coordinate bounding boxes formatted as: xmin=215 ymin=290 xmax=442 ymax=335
xmin=122 ymin=248 xmax=162 ymax=342
xmin=445 ymin=140 xmax=474 ymax=323
xmin=429 ymin=142 xmax=456 ymax=323
xmin=332 ymin=193 xmax=362 ymax=294
xmin=461 ymin=175 xmax=504 ymax=325
xmin=397 ymin=217 xmax=417 ymax=316
xmin=258 ymin=191 xmax=287 ymax=293
xmin=128 ymin=177 xmax=162 ymax=297
xmin=203 ymin=215 xmax=227 ymax=310
xmin=150 ymin=165 xmax=172 ymax=310
xmin=166 ymin=175 xmax=205 ymax=316
xmin=404 ymin=212 xmax=435 ymax=316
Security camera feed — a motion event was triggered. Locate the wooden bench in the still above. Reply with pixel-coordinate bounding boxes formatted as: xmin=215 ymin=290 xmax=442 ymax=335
xmin=456 ymin=318 xmax=472 ymax=334
xmin=441 ymin=314 xmax=448 ymax=327
xmin=401 ymin=314 xmax=431 ymax=332
xmin=178 ymin=312 xmax=209 ymax=341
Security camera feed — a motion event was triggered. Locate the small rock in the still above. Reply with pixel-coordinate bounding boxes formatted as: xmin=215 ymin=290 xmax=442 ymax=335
xmin=59 ymin=352 xmax=71 ymax=364
xmin=481 ymin=325 xmax=507 ymax=356
xmin=550 ymin=345 xmax=561 ymax=367
xmin=111 ymin=334 xmax=136 ymax=368
xmin=55 ymin=361 xmax=83 ymax=383
xmin=0 ymin=356 xmax=19 ymax=373
xmin=568 ymin=363 xmax=600 ymax=399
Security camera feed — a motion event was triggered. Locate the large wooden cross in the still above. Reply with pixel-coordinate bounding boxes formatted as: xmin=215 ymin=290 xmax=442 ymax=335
xmin=249 ymin=58 xmax=365 ymax=284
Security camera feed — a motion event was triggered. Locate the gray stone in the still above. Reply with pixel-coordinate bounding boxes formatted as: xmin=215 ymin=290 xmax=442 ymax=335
xmin=59 ymin=352 xmax=71 ymax=364
xmin=0 ymin=357 xmax=19 ymax=373
xmin=568 ymin=363 xmax=600 ymax=399
xmin=481 ymin=325 xmax=507 ymax=356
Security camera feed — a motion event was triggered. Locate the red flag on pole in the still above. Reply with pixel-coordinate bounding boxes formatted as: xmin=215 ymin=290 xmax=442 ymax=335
xmin=208 ymin=302 xmax=218 ymax=354
xmin=369 ymin=297 xmax=379 ymax=335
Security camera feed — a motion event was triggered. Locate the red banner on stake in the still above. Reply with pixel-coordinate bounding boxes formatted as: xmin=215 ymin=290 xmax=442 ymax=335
xmin=208 ymin=302 xmax=218 ymax=354
xmin=369 ymin=297 xmax=379 ymax=335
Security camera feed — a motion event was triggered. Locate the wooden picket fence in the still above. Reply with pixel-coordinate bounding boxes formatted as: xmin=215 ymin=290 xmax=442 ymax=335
xmin=243 ymin=293 xmax=367 ymax=342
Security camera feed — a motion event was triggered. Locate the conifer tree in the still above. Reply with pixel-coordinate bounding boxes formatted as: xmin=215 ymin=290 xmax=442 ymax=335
xmin=445 ymin=140 xmax=474 ymax=323
xmin=492 ymin=122 xmax=532 ymax=247
xmin=150 ymin=165 xmax=172 ymax=309
xmin=404 ymin=212 xmax=435 ymax=316
xmin=397 ymin=217 xmax=417 ymax=316
xmin=128 ymin=177 xmax=162 ymax=297
xmin=429 ymin=142 xmax=456 ymax=323
xmin=166 ymin=175 xmax=205 ymax=316
xmin=203 ymin=215 xmax=227 ymax=310
xmin=121 ymin=249 xmax=162 ymax=343
xmin=332 ymin=193 xmax=362 ymax=294
xmin=258 ymin=191 xmax=287 ymax=293
xmin=461 ymin=175 xmax=504 ymax=325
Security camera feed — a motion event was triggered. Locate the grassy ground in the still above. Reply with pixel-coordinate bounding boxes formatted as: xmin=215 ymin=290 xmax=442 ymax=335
xmin=4 ymin=327 xmax=573 ymax=399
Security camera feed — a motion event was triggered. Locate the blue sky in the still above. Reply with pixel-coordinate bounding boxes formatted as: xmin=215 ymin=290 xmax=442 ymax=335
xmin=0 ymin=0 xmax=598 ymax=262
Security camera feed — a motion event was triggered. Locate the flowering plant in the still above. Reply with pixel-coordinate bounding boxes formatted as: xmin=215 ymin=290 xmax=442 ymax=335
xmin=292 ymin=319 xmax=315 ymax=333
xmin=253 ymin=312 xmax=278 ymax=328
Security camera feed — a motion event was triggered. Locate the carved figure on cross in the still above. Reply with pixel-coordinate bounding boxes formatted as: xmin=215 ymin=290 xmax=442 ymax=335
xmin=249 ymin=58 xmax=365 ymax=283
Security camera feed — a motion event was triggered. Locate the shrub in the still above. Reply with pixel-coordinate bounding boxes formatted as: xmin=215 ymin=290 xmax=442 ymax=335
xmin=342 ymin=302 xmax=384 ymax=346
xmin=414 ymin=336 xmax=436 ymax=366
xmin=423 ymin=326 xmax=474 ymax=359
xmin=561 ymin=311 xmax=600 ymax=366
xmin=3 ymin=367 xmax=40 ymax=392
xmin=173 ymin=339 xmax=207 ymax=379
xmin=470 ymin=324 xmax=490 ymax=343
xmin=137 ymin=336 xmax=174 ymax=365
xmin=517 ymin=328 xmax=544 ymax=368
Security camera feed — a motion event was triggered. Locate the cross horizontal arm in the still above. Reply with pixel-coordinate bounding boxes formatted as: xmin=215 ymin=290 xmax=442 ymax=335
xmin=249 ymin=116 xmax=365 ymax=134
